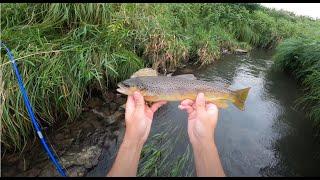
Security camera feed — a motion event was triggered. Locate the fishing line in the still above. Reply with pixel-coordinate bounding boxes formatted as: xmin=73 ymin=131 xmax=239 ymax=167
xmin=0 ymin=41 xmax=67 ymax=177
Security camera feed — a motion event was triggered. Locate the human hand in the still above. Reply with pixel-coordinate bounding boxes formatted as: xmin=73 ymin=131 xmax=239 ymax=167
xmin=178 ymin=93 xmax=219 ymax=147
xmin=123 ymin=91 xmax=167 ymax=146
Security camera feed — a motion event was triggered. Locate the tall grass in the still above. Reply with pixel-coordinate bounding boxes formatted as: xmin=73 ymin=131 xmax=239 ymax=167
xmin=1 ymin=3 xmax=318 ymax=151
xmin=274 ymin=37 xmax=320 ymax=129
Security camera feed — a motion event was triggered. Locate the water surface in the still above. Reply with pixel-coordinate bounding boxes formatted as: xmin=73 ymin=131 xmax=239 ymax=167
xmin=88 ymin=49 xmax=320 ymax=177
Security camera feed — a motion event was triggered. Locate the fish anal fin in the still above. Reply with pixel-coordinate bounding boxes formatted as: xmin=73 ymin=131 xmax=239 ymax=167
xmin=207 ymin=99 xmax=229 ymax=109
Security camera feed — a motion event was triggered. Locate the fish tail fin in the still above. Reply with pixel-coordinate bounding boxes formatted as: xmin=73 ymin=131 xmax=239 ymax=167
xmin=233 ymin=87 xmax=250 ymax=111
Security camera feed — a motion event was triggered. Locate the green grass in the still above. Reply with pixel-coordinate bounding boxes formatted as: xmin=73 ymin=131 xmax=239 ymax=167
xmin=274 ymin=37 xmax=320 ymax=130
xmin=1 ymin=3 xmax=319 ymax=152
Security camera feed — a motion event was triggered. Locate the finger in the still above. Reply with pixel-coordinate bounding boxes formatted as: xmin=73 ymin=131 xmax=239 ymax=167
xmin=133 ymin=91 xmax=145 ymax=113
xmin=178 ymin=105 xmax=194 ymax=114
xmin=151 ymin=101 xmax=168 ymax=113
xmin=195 ymin=93 xmax=206 ymax=113
xmin=180 ymin=99 xmax=194 ymax=106
xmin=206 ymin=103 xmax=218 ymax=116
xmin=125 ymin=95 xmax=135 ymax=117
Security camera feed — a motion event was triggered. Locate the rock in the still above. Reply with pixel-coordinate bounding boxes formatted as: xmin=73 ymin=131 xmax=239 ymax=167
xmin=118 ymin=104 xmax=126 ymax=113
xmin=100 ymin=106 xmax=111 ymax=116
xmin=55 ymin=133 xmax=65 ymax=141
xmin=66 ymin=166 xmax=87 ymax=177
xmin=109 ymin=102 xmax=118 ymax=112
xmin=113 ymin=130 xmax=120 ymax=137
xmin=114 ymin=94 xmax=126 ymax=105
xmin=86 ymin=97 xmax=103 ymax=109
xmin=105 ymin=111 xmax=124 ymax=126
xmin=91 ymin=109 xmax=107 ymax=119
xmin=179 ymin=68 xmax=193 ymax=74
xmin=103 ymin=140 xmax=111 ymax=149
xmin=60 ymin=145 xmax=102 ymax=170
xmin=86 ymin=132 xmax=92 ymax=137
xmin=89 ymin=119 xmax=103 ymax=129
xmin=234 ymin=49 xmax=248 ymax=54
xmin=104 ymin=92 xmax=116 ymax=103
xmin=221 ymin=48 xmax=230 ymax=55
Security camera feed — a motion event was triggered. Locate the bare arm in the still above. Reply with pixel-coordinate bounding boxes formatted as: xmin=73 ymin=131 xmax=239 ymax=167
xmin=192 ymin=140 xmax=225 ymax=176
xmin=107 ymin=136 xmax=143 ymax=176
xmin=179 ymin=93 xmax=225 ymax=177
xmin=107 ymin=92 xmax=167 ymax=177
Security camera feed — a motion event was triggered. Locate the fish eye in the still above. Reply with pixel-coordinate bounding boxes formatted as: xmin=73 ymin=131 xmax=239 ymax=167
xmin=122 ymin=81 xmax=131 ymax=87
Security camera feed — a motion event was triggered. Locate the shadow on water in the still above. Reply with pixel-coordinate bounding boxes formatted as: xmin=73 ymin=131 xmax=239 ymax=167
xmin=88 ymin=48 xmax=320 ymax=177
xmin=259 ymin=67 xmax=320 ymax=176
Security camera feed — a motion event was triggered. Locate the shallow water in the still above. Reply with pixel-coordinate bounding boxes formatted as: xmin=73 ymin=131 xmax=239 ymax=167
xmin=88 ymin=49 xmax=320 ymax=177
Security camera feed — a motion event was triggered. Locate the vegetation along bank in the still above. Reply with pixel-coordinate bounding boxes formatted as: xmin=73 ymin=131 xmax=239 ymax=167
xmin=1 ymin=3 xmax=320 ymax=151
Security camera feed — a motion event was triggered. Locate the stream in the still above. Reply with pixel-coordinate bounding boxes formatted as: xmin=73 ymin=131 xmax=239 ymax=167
xmin=87 ymin=49 xmax=320 ymax=177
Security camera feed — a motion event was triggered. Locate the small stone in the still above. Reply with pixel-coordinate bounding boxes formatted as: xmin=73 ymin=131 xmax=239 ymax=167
xmin=103 ymin=140 xmax=111 ymax=149
xmin=89 ymin=119 xmax=103 ymax=129
xmin=104 ymin=91 xmax=116 ymax=103
xmin=100 ymin=106 xmax=111 ymax=116
xmin=114 ymin=130 xmax=120 ymax=137
xmin=114 ymin=95 xmax=126 ymax=105
xmin=66 ymin=166 xmax=87 ymax=177
xmin=118 ymin=104 xmax=126 ymax=112
xmin=109 ymin=102 xmax=118 ymax=112
xmin=105 ymin=111 xmax=124 ymax=126
xmin=86 ymin=97 xmax=103 ymax=109
xmin=55 ymin=133 xmax=65 ymax=140
xmin=234 ymin=48 xmax=248 ymax=54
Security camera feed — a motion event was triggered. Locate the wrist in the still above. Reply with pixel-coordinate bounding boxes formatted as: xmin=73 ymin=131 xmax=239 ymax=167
xmin=191 ymin=138 xmax=216 ymax=153
xmin=122 ymin=132 xmax=145 ymax=150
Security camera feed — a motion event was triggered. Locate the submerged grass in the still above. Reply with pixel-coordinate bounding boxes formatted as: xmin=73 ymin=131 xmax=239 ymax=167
xmin=1 ymin=3 xmax=319 ymax=152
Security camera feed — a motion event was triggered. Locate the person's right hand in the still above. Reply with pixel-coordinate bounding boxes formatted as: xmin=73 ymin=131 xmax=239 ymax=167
xmin=178 ymin=93 xmax=219 ymax=147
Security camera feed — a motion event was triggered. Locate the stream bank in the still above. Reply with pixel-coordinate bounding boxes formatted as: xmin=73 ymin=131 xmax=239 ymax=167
xmin=1 ymin=91 xmax=126 ymax=177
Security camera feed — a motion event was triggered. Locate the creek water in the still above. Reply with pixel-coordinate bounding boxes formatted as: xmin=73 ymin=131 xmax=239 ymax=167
xmin=88 ymin=49 xmax=320 ymax=177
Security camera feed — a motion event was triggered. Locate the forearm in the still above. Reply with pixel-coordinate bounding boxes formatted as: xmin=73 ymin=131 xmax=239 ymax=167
xmin=107 ymin=136 xmax=143 ymax=177
xmin=192 ymin=140 xmax=225 ymax=177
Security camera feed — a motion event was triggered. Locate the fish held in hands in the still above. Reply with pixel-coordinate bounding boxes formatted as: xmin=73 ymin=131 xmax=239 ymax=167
xmin=117 ymin=68 xmax=250 ymax=111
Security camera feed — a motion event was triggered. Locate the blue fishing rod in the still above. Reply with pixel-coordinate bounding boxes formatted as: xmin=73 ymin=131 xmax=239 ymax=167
xmin=1 ymin=41 xmax=67 ymax=177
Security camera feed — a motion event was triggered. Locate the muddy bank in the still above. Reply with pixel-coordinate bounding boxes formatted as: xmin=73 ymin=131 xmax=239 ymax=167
xmin=1 ymin=91 xmax=126 ymax=177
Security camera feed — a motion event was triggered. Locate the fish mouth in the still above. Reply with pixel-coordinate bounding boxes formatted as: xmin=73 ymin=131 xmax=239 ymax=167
xmin=116 ymin=82 xmax=129 ymax=95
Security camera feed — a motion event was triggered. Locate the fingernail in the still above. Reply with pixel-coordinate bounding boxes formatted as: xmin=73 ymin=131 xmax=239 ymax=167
xmin=207 ymin=104 xmax=216 ymax=110
xmin=133 ymin=92 xmax=140 ymax=100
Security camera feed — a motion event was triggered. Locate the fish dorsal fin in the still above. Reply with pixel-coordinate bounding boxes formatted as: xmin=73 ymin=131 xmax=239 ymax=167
xmin=130 ymin=68 xmax=158 ymax=78
xmin=174 ymin=74 xmax=197 ymax=80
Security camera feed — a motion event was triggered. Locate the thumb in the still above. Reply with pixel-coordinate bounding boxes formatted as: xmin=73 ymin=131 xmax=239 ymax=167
xmin=196 ymin=93 xmax=206 ymax=114
xmin=206 ymin=103 xmax=218 ymax=117
xmin=133 ymin=91 xmax=145 ymax=113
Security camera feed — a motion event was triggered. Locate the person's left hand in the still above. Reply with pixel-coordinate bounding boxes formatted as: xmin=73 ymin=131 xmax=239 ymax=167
xmin=123 ymin=91 xmax=167 ymax=146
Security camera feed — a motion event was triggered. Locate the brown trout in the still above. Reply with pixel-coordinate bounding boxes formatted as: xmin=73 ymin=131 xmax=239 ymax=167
xmin=117 ymin=69 xmax=250 ymax=111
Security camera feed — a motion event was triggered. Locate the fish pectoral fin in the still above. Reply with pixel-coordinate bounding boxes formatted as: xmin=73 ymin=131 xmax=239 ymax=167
xmin=207 ymin=99 xmax=229 ymax=109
